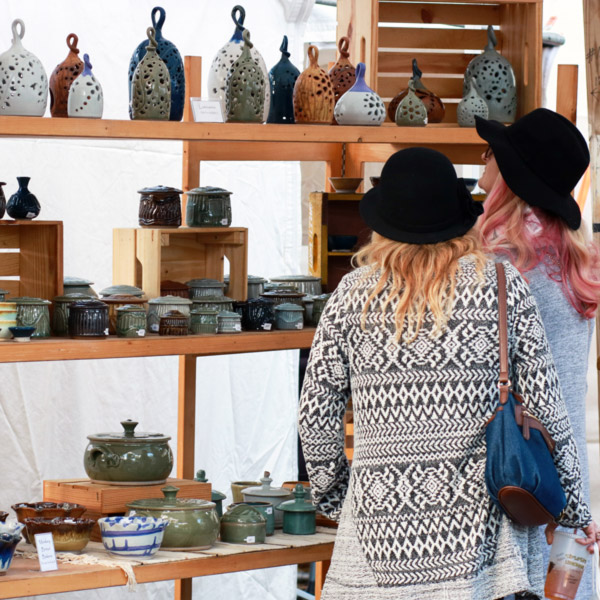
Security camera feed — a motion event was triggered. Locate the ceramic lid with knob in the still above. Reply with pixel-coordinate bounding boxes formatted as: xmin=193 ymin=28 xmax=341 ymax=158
xmin=274 ymin=303 xmax=304 ymax=312
xmin=195 ymin=470 xmax=227 ymax=502
xmin=100 ymin=284 xmax=145 ymax=297
xmin=101 ymin=294 xmax=147 ymax=304
xmin=53 ymin=293 xmax=93 ymax=303
xmin=149 ymin=295 xmax=193 ymax=305
xmin=242 ymin=472 xmax=293 ymax=498
xmin=276 ymin=484 xmax=316 ymax=513
xmin=127 ymin=485 xmax=215 ymax=512
xmin=186 ymin=278 xmax=226 ymax=289
xmin=260 ymin=290 xmax=304 ymax=300
xmin=137 ymin=185 xmax=183 ymax=195
xmin=87 ymin=419 xmax=170 ymax=443
xmin=64 ymin=276 xmax=94 ymax=286
xmin=186 ymin=186 xmax=232 ymax=196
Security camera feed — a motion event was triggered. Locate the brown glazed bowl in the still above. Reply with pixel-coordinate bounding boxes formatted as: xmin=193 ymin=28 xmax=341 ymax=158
xmin=12 ymin=502 xmax=87 ymax=543
xmin=23 ymin=517 xmax=95 ymax=552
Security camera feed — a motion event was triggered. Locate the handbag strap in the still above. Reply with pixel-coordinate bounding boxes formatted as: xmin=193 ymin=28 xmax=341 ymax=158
xmin=495 ymin=263 xmax=511 ymax=404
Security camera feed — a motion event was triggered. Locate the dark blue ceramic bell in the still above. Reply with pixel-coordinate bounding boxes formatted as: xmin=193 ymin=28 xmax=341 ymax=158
xmin=128 ymin=6 xmax=185 ymax=121
xmin=6 ymin=177 xmax=40 ymax=220
xmin=267 ymin=36 xmax=300 ymax=124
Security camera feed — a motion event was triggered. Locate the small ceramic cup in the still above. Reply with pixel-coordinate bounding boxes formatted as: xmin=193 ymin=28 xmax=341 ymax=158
xmin=9 ymin=325 xmax=36 ymax=342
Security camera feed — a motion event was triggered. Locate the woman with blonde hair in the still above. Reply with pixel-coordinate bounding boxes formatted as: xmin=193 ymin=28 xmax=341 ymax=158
xmin=298 ymin=147 xmax=596 ymax=600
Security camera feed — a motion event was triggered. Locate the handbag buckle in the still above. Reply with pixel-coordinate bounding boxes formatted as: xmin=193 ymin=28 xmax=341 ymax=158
xmin=498 ymin=379 xmax=511 ymax=389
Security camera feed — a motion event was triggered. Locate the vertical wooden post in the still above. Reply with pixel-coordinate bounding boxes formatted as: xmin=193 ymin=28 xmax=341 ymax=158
xmin=315 ymin=560 xmax=330 ymax=600
xmin=556 ymin=64 xmax=578 ymax=123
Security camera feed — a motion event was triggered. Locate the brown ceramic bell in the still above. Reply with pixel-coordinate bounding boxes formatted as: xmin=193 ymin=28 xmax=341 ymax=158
xmin=328 ymin=37 xmax=356 ymax=106
xmin=387 ymin=59 xmax=445 ymax=123
xmin=49 ymin=34 xmax=84 ymax=118
xmin=293 ymin=45 xmax=334 ymax=124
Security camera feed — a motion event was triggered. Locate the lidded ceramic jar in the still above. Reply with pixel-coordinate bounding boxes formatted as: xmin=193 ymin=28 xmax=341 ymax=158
xmin=49 ymin=33 xmax=84 ymax=118
xmin=268 ymin=275 xmax=322 ymax=296
xmin=267 ymin=35 xmax=300 ymax=124
xmin=242 ymin=471 xmax=293 ymax=528
xmin=220 ymin=504 xmax=266 ymax=545
xmin=274 ymin=303 xmax=304 ymax=330
xmin=311 ymin=293 xmax=332 ymax=326
xmin=229 ymin=501 xmax=275 ymax=536
xmin=192 ymin=295 xmax=234 ymax=314
xmin=147 ymin=296 xmax=192 ymax=333
xmin=102 ymin=294 xmax=147 ymax=335
xmin=159 ymin=310 xmax=189 ymax=336
xmin=52 ymin=293 xmax=93 ymax=336
xmin=68 ymin=299 xmax=109 ymax=339
xmin=100 ymin=284 xmax=145 ymax=298
xmin=127 ymin=485 xmax=219 ymax=550
xmin=185 ymin=187 xmax=232 ymax=228
xmin=243 ymin=298 xmax=275 ymax=331
xmin=160 ymin=280 xmax=189 ymax=298
xmin=0 ymin=301 xmax=17 ymax=341
xmin=195 ymin=470 xmax=227 ymax=518
xmin=13 ymin=297 xmax=52 ymax=337
xmin=138 ymin=185 xmax=182 ymax=228
xmin=260 ymin=289 xmax=304 ymax=309
xmin=116 ymin=304 xmax=147 ymax=338
xmin=224 ymin=274 xmax=266 ymax=299
xmin=186 ymin=278 xmax=226 ymax=299
xmin=84 ymin=419 xmax=173 ymax=485
xmin=217 ymin=310 xmax=242 ymax=334
xmin=190 ymin=309 xmax=218 ymax=334
xmin=64 ymin=276 xmax=98 ymax=297
xmin=334 ymin=62 xmax=385 ymax=127
xmin=276 ymin=484 xmax=316 ymax=535
xmin=68 ymin=53 xmax=104 ymax=119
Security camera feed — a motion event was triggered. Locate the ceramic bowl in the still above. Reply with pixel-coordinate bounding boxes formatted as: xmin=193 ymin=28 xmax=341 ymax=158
xmin=12 ymin=502 xmax=87 ymax=543
xmin=328 ymin=235 xmax=358 ymax=251
xmin=98 ymin=516 xmax=167 ymax=557
xmin=24 ymin=517 xmax=95 ymax=552
xmin=9 ymin=325 xmax=36 ymax=342
xmin=463 ymin=178 xmax=478 ymax=192
xmin=0 ymin=521 xmax=25 ymax=574
xmin=328 ymin=177 xmax=362 ymax=193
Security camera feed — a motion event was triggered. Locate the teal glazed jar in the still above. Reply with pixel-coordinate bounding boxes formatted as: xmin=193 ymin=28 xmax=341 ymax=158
xmin=274 ymin=303 xmax=304 ymax=330
xmin=13 ymin=297 xmax=52 ymax=337
xmin=190 ymin=309 xmax=218 ymax=334
xmin=276 ymin=484 xmax=316 ymax=535
xmin=53 ymin=293 xmax=93 ymax=336
xmin=217 ymin=310 xmax=242 ymax=334
xmin=185 ymin=187 xmax=232 ymax=228
xmin=195 ymin=470 xmax=227 ymax=518
xmin=116 ymin=304 xmax=147 ymax=338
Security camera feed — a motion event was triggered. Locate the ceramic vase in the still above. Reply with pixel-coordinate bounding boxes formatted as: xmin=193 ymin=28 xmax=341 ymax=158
xmin=388 ymin=59 xmax=445 ymax=123
xmin=267 ymin=36 xmax=300 ymax=124
xmin=49 ymin=33 xmax=84 ymax=118
xmin=6 ymin=177 xmax=40 ymax=220
xmin=130 ymin=27 xmax=171 ymax=121
xmin=0 ymin=19 xmax=48 ymax=116
xmin=334 ymin=62 xmax=385 ymax=126
xmin=0 ymin=182 xmax=6 ymax=219
xmin=68 ymin=54 xmax=104 ymax=118
xmin=394 ymin=80 xmax=428 ymax=127
xmin=128 ymin=6 xmax=185 ymax=121
xmin=464 ymin=25 xmax=516 ymax=123
xmin=457 ymin=77 xmax=489 ymax=127
xmin=226 ymin=29 xmax=266 ymax=123
xmin=208 ymin=5 xmax=270 ymax=122
xmin=293 ymin=45 xmax=334 ymax=124
xmin=328 ymin=37 xmax=355 ymax=110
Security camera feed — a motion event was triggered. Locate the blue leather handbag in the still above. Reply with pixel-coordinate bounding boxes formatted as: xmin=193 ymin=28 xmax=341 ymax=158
xmin=485 ymin=263 xmax=567 ymax=526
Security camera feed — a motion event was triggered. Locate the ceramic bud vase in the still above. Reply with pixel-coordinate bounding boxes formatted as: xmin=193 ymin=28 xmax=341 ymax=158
xmin=464 ymin=25 xmax=516 ymax=122
xmin=0 ymin=182 xmax=6 ymax=219
xmin=328 ymin=37 xmax=356 ymax=109
xmin=334 ymin=63 xmax=385 ymax=126
xmin=130 ymin=27 xmax=171 ymax=121
xmin=208 ymin=5 xmax=270 ymax=122
xmin=226 ymin=29 xmax=266 ymax=123
xmin=293 ymin=45 xmax=334 ymax=124
xmin=267 ymin=36 xmax=300 ymax=124
xmin=68 ymin=54 xmax=104 ymax=118
xmin=0 ymin=19 xmax=48 ymax=116
xmin=128 ymin=6 xmax=185 ymax=121
xmin=49 ymin=33 xmax=84 ymax=118
xmin=388 ymin=59 xmax=445 ymax=123
xmin=6 ymin=177 xmax=40 ymax=220
xmin=394 ymin=80 xmax=428 ymax=127
xmin=457 ymin=77 xmax=489 ymax=127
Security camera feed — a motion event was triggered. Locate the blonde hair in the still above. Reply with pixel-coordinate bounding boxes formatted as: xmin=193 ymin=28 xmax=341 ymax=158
xmin=352 ymin=230 xmax=487 ymax=343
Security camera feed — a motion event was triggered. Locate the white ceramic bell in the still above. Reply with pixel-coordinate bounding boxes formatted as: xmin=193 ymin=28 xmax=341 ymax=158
xmin=334 ymin=62 xmax=385 ymax=126
xmin=0 ymin=19 xmax=48 ymax=116
xmin=68 ymin=54 xmax=104 ymax=118
xmin=207 ymin=5 xmax=269 ymax=121
xmin=457 ymin=77 xmax=489 ymax=127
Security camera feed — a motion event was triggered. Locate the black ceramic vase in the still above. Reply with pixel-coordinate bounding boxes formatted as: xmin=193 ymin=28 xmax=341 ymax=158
xmin=6 ymin=177 xmax=40 ymax=220
xmin=267 ymin=36 xmax=300 ymax=124
xmin=0 ymin=182 xmax=6 ymax=219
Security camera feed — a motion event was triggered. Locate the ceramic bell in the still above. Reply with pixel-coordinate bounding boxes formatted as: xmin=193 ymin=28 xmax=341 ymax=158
xmin=457 ymin=77 xmax=489 ymax=127
xmin=6 ymin=177 xmax=40 ymax=220
xmin=68 ymin=54 xmax=104 ymax=118
xmin=267 ymin=36 xmax=300 ymax=124
xmin=226 ymin=29 xmax=266 ymax=123
xmin=329 ymin=37 xmax=356 ymax=109
xmin=293 ymin=45 xmax=335 ymax=124
xmin=464 ymin=25 xmax=516 ymax=123
xmin=130 ymin=27 xmax=171 ymax=121
xmin=128 ymin=6 xmax=185 ymax=121
xmin=0 ymin=19 xmax=48 ymax=116
xmin=208 ymin=5 xmax=270 ymax=122
xmin=334 ymin=62 xmax=385 ymax=126
xmin=388 ymin=59 xmax=445 ymax=123
xmin=394 ymin=80 xmax=428 ymax=127
xmin=0 ymin=182 xmax=6 ymax=219
xmin=49 ymin=34 xmax=84 ymax=118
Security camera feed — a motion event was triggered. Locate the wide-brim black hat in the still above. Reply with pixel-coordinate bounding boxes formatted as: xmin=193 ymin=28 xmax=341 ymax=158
xmin=475 ymin=108 xmax=589 ymax=230
xmin=360 ymin=147 xmax=483 ymax=244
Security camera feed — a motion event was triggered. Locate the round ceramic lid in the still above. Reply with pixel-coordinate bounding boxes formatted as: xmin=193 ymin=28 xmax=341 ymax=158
xmin=186 ymin=278 xmax=226 ymax=288
xmin=64 ymin=276 xmax=94 ymax=285
xmin=149 ymin=295 xmax=193 ymax=305
xmin=221 ymin=504 xmax=266 ymax=524
xmin=70 ymin=299 xmax=108 ymax=310
xmin=137 ymin=185 xmax=183 ymax=195
xmin=242 ymin=472 xmax=292 ymax=498
xmin=224 ymin=275 xmax=265 ymax=284
xmin=87 ymin=420 xmax=170 ymax=443
xmin=261 ymin=290 xmax=304 ymax=299
xmin=11 ymin=297 xmax=52 ymax=305
xmin=274 ymin=303 xmax=304 ymax=312
xmin=192 ymin=295 xmax=234 ymax=303
xmin=127 ymin=486 xmax=215 ymax=511
xmin=186 ymin=186 xmax=232 ymax=196
xmin=270 ymin=275 xmax=321 ymax=283
xmin=101 ymin=294 xmax=147 ymax=304
xmin=100 ymin=285 xmax=145 ymax=297
xmin=53 ymin=293 xmax=93 ymax=303
xmin=117 ymin=304 xmax=147 ymax=313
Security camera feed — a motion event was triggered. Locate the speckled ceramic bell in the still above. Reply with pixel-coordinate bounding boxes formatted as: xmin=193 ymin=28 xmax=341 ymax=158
xmin=130 ymin=27 xmax=171 ymax=121
xmin=0 ymin=19 xmax=48 ymax=116
xmin=267 ymin=36 xmax=300 ymax=124
xmin=334 ymin=62 xmax=385 ymax=126
xmin=329 ymin=36 xmax=355 ymax=113
xmin=457 ymin=77 xmax=489 ymax=127
xmin=128 ymin=6 xmax=185 ymax=121
xmin=68 ymin=53 xmax=104 ymax=119
xmin=293 ymin=45 xmax=334 ymax=124
xmin=464 ymin=25 xmax=516 ymax=123
xmin=49 ymin=33 xmax=84 ymax=118
xmin=394 ymin=80 xmax=428 ymax=127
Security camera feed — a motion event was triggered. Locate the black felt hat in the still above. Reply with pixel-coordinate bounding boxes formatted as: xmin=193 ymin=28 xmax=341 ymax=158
xmin=359 ymin=148 xmax=483 ymax=244
xmin=475 ymin=108 xmax=589 ymax=230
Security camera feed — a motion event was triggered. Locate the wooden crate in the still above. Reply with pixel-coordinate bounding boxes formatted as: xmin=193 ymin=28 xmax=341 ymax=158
xmin=0 ymin=220 xmax=63 ymax=300
xmin=112 ymin=227 xmax=248 ymax=301
xmin=337 ymin=0 xmax=542 ymax=123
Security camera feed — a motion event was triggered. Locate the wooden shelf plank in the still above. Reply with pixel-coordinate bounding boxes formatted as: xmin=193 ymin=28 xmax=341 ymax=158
xmin=0 ymin=330 xmax=315 ymax=363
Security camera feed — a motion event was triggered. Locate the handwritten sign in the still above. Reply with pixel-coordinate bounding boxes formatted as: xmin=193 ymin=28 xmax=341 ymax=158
xmin=191 ymin=98 xmax=224 ymax=123
xmin=34 ymin=532 xmax=58 ymax=572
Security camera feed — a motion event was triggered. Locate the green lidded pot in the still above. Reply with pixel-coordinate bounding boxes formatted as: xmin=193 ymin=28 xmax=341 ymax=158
xmin=242 ymin=471 xmax=293 ymax=528
xmin=186 ymin=278 xmax=226 ymax=299
xmin=195 ymin=470 xmax=227 ymax=518
xmin=274 ymin=303 xmax=304 ymax=331
xmin=52 ymin=293 xmax=93 ymax=336
xmin=84 ymin=419 xmax=173 ymax=485
xmin=192 ymin=295 xmax=234 ymax=314
xmin=147 ymin=295 xmax=192 ymax=333
xmin=116 ymin=304 xmax=147 ymax=338
xmin=220 ymin=503 xmax=266 ymax=545
xmin=190 ymin=309 xmax=218 ymax=334
xmin=186 ymin=187 xmax=232 ymax=228
xmin=217 ymin=310 xmax=242 ymax=334
xmin=276 ymin=484 xmax=316 ymax=535
xmin=127 ymin=485 xmax=219 ymax=550
xmin=228 ymin=501 xmax=275 ymax=536
xmin=13 ymin=297 xmax=52 ymax=337
xmin=102 ymin=294 xmax=147 ymax=335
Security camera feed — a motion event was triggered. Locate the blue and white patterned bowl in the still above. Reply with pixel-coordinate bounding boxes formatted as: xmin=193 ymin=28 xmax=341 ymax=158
xmin=98 ymin=516 xmax=167 ymax=558
xmin=0 ymin=521 xmax=25 ymax=574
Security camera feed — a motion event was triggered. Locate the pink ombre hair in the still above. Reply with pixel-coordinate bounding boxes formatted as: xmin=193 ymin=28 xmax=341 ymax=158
xmin=479 ymin=179 xmax=600 ymax=318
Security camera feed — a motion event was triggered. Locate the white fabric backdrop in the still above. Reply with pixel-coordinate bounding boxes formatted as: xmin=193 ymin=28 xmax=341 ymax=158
xmin=0 ymin=1 xmax=324 ymax=598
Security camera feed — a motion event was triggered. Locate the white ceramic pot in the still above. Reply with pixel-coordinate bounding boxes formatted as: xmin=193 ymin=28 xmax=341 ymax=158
xmin=334 ymin=62 xmax=385 ymax=126
xmin=68 ymin=53 xmax=104 ymax=118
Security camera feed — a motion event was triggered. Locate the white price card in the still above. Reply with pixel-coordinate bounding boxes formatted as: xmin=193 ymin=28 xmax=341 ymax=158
xmin=191 ymin=98 xmax=224 ymax=123
xmin=34 ymin=532 xmax=58 ymax=572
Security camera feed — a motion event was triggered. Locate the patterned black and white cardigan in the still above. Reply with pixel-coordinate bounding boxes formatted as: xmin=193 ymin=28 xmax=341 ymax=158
xmin=299 ymin=257 xmax=591 ymax=588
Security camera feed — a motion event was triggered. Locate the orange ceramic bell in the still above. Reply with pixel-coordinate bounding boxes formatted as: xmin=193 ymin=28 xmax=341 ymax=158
xmin=49 ymin=33 xmax=84 ymax=118
xmin=293 ymin=45 xmax=334 ymax=124
xmin=329 ymin=36 xmax=356 ymax=105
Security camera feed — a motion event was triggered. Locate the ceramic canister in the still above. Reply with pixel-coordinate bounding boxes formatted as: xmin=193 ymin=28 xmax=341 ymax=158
xmin=116 ymin=304 xmax=147 ymax=338
xmin=64 ymin=276 xmax=97 ymax=297
xmin=243 ymin=298 xmax=275 ymax=331
xmin=242 ymin=472 xmax=293 ymax=528
xmin=68 ymin=299 xmax=109 ymax=339
xmin=147 ymin=296 xmax=192 ymax=333
xmin=0 ymin=289 xmax=9 ymax=302
xmin=67 ymin=53 xmax=104 ymax=119
xmin=217 ymin=310 xmax=242 ymax=334
xmin=102 ymin=294 xmax=147 ymax=335
xmin=185 ymin=187 xmax=232 ymax=228
xmin=276 ymin=484 xmax=316 ymax=535
xmin=190 ymin=309 xmax=218 ymax=334
xmin=220 ymin=504 xmax=266 ymax=545
xmin=52 ymin=293 xmax=93 ymax=336
xmin=229 ymin=501 xmax=274 ymax=536
xmin=138 ymin=185 xmax=182 ymax=228
xmin=192 ymin=295 xmax=234 ymax=314
xmin=224 ymin=275 xmax=266 ymax=299
xmin=13 ymin=297 xmax=51 ymax=337
xmin=186 ymin=278 xmax=226 ymax=299
xmin=260 ymin=289 xmax=304 ymax=309
xmin=268 ymin=275 xmax=322 ymax=296
xmin=274 ymin=303 xmax=304 ymax=330
xmin=159 ymin=310 xmax=189 ymax=336
xmin=0 ymin=301 xmax=17 ymax=342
